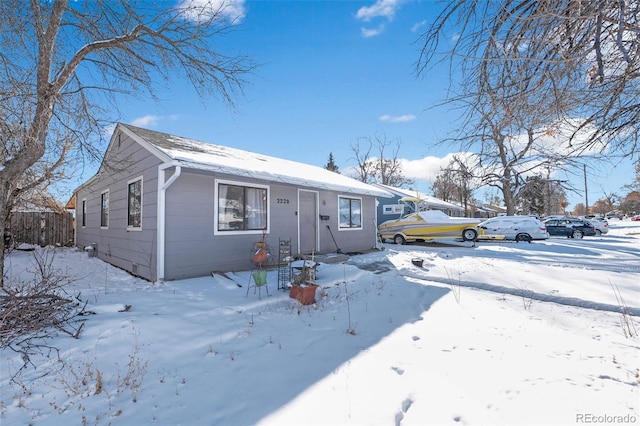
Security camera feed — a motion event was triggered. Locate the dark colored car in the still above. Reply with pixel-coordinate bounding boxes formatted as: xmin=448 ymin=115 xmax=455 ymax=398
xmin=543 ymin=219 xmax=597 ymax=238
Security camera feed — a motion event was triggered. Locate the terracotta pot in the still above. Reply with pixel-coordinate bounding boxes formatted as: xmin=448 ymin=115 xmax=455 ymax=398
xmin=290 ymin=283 xmax=318 ymax=305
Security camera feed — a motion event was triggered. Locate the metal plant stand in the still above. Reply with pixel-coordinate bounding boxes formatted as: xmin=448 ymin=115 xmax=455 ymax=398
xmin=277 ymin=238 xmax=292 ymax=290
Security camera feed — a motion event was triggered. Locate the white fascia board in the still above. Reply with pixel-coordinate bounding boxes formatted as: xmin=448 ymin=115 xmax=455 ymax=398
xmin=118 ymin=124 xmax=173 ymax=163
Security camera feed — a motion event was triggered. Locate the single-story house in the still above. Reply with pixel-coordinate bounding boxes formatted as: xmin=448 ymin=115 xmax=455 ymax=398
xmin=472 ymin=203 xmax=506 ymax=218
xmin=72 ymin=124 xmax=392 ymax=282
xmin=372 ymin=183 xmax=466 ymax=225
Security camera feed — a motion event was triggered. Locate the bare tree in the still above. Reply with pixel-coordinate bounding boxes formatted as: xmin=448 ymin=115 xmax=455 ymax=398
xmin=350 ymin=138 xmax=376 ymax=184
xmin=417 ymin=0 xmax=590 ymax=216
xmin=350 ymin=133 xmax=414 ymax=187
xmin=432 ymin=155 xmax=475 ymax=216
xmin=620 ymin=191 xmax=640 ymax=214
xmin=572 ymin=203 xmax=587 ymax=217
xmin=416 ymin=0 xmax=640 ymax=157
xmin=437 ymin=81 xmax=567 ymax=215
xmin=432 ymin=167 xmax=459 ymax=203
xmin=591 ymin=197 xmax=616 ymax=215
xmin=0 ymin=0 xmax=255 ymax=285
xmin=623 ymin=161 xmax=640 ymax=192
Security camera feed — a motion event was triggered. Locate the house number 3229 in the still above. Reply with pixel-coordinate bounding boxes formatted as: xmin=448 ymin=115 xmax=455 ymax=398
xmin=276 ymin=198 xmax=290 ymax=204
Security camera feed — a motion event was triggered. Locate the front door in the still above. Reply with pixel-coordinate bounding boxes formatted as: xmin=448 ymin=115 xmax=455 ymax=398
xmin=298 ymin=190 xmax=318 ymax=254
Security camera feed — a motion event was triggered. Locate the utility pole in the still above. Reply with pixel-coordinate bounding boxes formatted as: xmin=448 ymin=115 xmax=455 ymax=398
xmin=584 ymin=164 xmax=589 ymax=215
xmin=543 ymin=165 xmax=567 ymax=215
xmin=546 ymin=167 xmax=552 ymax=215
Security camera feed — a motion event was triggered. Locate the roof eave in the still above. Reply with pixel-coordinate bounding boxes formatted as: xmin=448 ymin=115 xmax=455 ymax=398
xmin=173 ymin=160 xmax=393 ymax=198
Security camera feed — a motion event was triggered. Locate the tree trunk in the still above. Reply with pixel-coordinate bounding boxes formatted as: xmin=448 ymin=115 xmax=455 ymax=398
xmin=0 ymin=180 xmax=10 ymax=288
xmin=502 ymin=186 xmax=515 ymax=216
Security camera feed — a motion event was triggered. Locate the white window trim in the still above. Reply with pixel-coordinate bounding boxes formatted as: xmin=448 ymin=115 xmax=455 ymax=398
xmin=338 ymin=195 xmax=363 ymax=231
xmin=100 ymin=189 xmax=109 ymax=229
xmin=127 ymin=176 xmax=143 ymax=231
xmin=214 ymin=178 xmax=270 ymax=236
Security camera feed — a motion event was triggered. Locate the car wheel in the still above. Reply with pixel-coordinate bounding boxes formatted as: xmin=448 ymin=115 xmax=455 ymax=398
xmin=462 ymin=228 xmax=478 ymax=242
xmin=515 ymin=233 xmax=532 ymax=243
xmin=394 ymin=234 xmax=406 ymax=245
xmin=572 ymin=229 xmax=584 ymax=239
xmin=595 ymin=229 xmax=602 ymax=236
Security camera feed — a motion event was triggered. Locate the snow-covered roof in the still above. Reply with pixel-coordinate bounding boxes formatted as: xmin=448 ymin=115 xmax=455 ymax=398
xmin=372 ymin=183 xmax=463 ymax=210
xmin=120 ymin=124 xmax=392 ymax=198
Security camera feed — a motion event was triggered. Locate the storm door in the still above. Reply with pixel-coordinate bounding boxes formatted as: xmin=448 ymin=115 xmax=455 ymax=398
xmin=298 ymin=190 xmax=318 ymax=254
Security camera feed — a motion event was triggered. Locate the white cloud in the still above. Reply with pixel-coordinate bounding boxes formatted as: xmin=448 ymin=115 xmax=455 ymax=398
xmin=361 ymin=25 xmax=385 ymax=38
xmin=511 ymin=118 xmax=607 ymax=158
xmin=178 ymin=0 xmax=246 ymax=24
xmin=130 ymin=115 xmax=163 ymax=128
xmin=341 ymin=152 xmax=477 ymax=187
xmin=401 ymin=152 xmax=477 ymax=182
xmin=379 ymin=114 xmax=416 ymax=123
xmin=411 ymin=20 xmax=426 ymax=33
xmin=356 ymin=0 xmax=401 ymax=22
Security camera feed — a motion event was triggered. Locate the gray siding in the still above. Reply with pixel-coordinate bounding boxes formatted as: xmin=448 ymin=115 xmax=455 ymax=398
xmin=163 ymin=172 xmax=215 ymax=280
xmin=163 ymin=173 xmax=304 ymax=280
xmin=321 ymin=194 xmax=378 ymax=253
xmin=75 ymin=132 xmax=161 ymax=281
xmin=161 ymin=172 xmax=379 ymax=280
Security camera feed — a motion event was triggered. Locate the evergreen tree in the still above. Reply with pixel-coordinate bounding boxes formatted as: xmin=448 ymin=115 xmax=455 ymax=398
xmin=324 ymin=152 xmax=340 ymax=173
xmin=517 ymin=176 xmax=546 ymax=215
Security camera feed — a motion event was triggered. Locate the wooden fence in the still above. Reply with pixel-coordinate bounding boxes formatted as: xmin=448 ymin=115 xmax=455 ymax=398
xmin=8 ymin=211 xmax=75 ymax=247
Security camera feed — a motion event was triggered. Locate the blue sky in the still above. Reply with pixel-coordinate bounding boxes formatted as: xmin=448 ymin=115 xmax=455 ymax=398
xmin=62 ymin=0 xmax=636 ymax=210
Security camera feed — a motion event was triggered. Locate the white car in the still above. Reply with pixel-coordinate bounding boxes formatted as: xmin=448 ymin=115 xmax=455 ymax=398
xmin=477 ymin=216 xmax=550 ymax=242
xmin=585 ymin=219 xmax=609 ymax=235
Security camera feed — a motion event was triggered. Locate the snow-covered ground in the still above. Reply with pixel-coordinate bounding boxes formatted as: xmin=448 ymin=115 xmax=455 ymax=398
xmin=1 ymin=220 xmax=639 ymax=425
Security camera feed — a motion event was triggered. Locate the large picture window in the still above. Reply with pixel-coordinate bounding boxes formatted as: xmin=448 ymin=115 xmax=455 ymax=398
xmin=127 ymin=177 xmax=142 ymax=229
xmin=339 ymin=196 xmax=362 ymax=229
xmin=217 ymin=181 xmax=268 ymax=233
xmin=100 ymin=190 xmax=109 ymax=228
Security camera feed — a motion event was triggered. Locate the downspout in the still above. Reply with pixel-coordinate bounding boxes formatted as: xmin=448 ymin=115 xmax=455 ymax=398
xmin=157 ymin=162 xmax=181 ymax=283
xmin=374 ymin=197 xmax=381 ymax=249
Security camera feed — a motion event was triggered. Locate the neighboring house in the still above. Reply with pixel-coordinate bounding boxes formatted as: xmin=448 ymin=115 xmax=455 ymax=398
xmin=475 ymin=204 xmax=506 ymax=218
xmin=72 ymin=124 xmax=392 ymax=282
xmin=372 ymin=184 xmax=466 ymax=225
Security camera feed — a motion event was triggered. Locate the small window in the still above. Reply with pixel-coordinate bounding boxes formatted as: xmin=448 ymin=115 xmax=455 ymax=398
xmin=100 ymin=190 xmax=109 ymax=228
xmin=339 ymin=196 xmax=362 ymax=230
xmin=127 ymin=177 xmax=142 ymax=229
xmin=383 ymin=204 xmax=403 ymax=215
xmin=81 ymin=199 xmax=87 ymax=227
xmin=216 ymin=181 xmax=268 ymax=233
